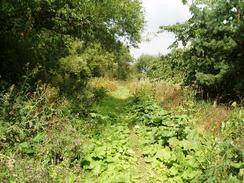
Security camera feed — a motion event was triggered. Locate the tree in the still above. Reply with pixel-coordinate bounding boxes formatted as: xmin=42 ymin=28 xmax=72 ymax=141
xmin=161 ymin=0 xmax=244 ymax=100
xmin=135 ymin=55 xmax=159 ymax=75
xmin=115 ymin=45 xmax=134 ymax=80
xmin=0 ymin=0 xmax=144 ymax=83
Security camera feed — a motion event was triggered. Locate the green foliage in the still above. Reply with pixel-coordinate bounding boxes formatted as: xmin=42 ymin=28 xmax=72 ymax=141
xmin=115 ymin=46 xmax=134 ymax=80
xmin=1 ymin=0 xmax=243 ymax=182
xmin=0 ymin=80 xmax=243 ymax=182
xmin=0 ymin=0 xmax=144 ymax=46
xmin=128 ymin=97 xmax=203 ymax=181
xmin=0 ymin=72 xmax=111 ymax=182
xmin=128 ymin=93 xmax=243 ymax=182
xmin=134 ymin=55 xmax=160 ymax=77
xmin=161 ymin=0 xmax=244 ymax=99
xmin=80 ymin=124 xmax=136 ymax=182
xmin=133 ymin=51 xmax=186 ymax=83
xmin=0 ymin=0 xmax=144 ymax=84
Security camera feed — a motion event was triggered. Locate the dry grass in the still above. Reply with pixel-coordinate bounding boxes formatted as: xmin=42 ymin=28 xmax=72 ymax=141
xmin=127 ymin=79 xmax=184 ymax=110
xmin=153 ymin=81 xmax=183 ymax=110
xmin=197 ymin=105 xmax=231 ymax=134
xmin=126 ymin=79 xmax=233 ymax=135
xmin=152 ymin=81 xmax=232 ymax=134
xmin=127 ymin=79 xmax=152 ymax=96
xmin=90 ymin=78 xmax=118 ymax=92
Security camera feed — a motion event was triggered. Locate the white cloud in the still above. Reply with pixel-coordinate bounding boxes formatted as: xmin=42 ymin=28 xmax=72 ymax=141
xmin=131 ymin=0 xmax=191 ymax=58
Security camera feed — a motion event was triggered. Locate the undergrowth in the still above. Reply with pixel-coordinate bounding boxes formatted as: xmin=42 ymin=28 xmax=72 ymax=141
xmin=0 ymin=77 xmax=107 ymax=182
xmin=128 ymin=90 xmax=244 ymax=182
xmin=0 ymin=78 xmax=243 ymax=182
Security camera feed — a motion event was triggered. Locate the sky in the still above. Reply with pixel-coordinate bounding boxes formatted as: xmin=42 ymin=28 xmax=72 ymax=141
xmin=131 ymin=0 xmax=191 ymax=58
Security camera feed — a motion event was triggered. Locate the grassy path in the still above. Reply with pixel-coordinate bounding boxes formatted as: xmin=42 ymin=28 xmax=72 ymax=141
xmin=81 ymin=85 xmax=158 ymax=182
xmin=129 ymin=128 xmax=151 ymax=183
xmin=112 ymin=85 xmax=152 ymax=182
xmin=80 ymin=84 xmax=203 ymax=182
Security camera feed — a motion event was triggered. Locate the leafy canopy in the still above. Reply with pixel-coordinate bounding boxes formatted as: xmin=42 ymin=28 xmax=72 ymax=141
xmin=0 ymin=0 xmax=144 ymax=83
xmin=161 ymin=0 xmax=244 ymax=99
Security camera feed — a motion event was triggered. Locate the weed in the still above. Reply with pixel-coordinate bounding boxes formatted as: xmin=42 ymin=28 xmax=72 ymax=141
xmin=0 ymin=78 xmax=243 ymax=182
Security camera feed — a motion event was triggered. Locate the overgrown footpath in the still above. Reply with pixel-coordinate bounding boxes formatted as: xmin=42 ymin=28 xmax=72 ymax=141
xmin=80 ymin=83 xmax=244 ymax=182
xmin=0 ymin=81 xmax=243 ymax=182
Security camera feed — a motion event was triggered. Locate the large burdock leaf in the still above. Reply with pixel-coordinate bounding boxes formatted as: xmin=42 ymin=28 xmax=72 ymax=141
xmin=155 ymin=148 xmax=173 ymax=163
xmin=181 ymin=168 xmax=202 ymax=181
